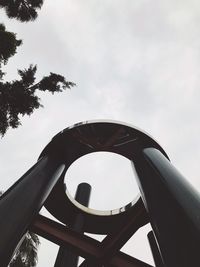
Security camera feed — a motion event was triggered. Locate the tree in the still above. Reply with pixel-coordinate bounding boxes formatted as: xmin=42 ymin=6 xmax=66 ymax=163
xmin=9 ymin=232 xmax=40 ymax=267
xmin=0 ymin=8 xmax=75 ymax=266
xmin=0 ymin=23 xmax=22 ymax=64
xmin=0 ymin=0 xmax=44 ymax=22
xmin=0 ymin=24 xmax=75 ymax=136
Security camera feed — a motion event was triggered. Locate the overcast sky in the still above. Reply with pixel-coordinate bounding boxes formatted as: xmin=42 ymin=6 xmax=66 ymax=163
xmin=1 ymin=0 xmax=200 ymax=266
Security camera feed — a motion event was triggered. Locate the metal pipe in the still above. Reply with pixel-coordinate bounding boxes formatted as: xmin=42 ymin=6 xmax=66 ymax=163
xmin=54 ymin=183 xmax=91 ymax=267
xmin=134 ymin=147 xmax=200 ymax=267
xmin=0 ymin=155 xmax=65 ymax=267
xmin=147 ymin=231 xmax=164 ymax=267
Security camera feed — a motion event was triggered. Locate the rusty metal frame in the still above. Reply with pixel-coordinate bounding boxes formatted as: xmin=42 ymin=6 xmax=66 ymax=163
xmin=31 ymin=214 xmax=153 ymax=267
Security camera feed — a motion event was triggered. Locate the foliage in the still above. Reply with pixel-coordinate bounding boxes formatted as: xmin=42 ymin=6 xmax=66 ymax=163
xmin=0 ymin=0 xmax=44 ymax=22
xmin=0 ymin=64 xmax=75 ymax=136
xmin=0 ymin=25 xmax=75 ymax=136
xmin=9 ymin=232 xmax=40 ymax=267
xmin=0 ymin=1 xmax=73 ymax=267
xmin=0 ymin=23 xmax=22 ymax=64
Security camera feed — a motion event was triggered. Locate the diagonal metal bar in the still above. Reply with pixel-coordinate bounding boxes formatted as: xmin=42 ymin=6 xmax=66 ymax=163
xmin=79 ymin=199 xmax=148 ymax=267
xmin=31 ymin=215 xmax=101 ymax=261
xmin=30 ymin=214 xmax=152 ymax=267
xmin=101 ymin=200 xmax=147 ymax=256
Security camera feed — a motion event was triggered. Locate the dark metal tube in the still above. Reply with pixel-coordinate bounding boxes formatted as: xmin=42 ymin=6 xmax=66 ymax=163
xmin=75 ymin=183 xmax=91 ymax=207
xmin=54 ymin=183 xmax=91 ymax=267
xmin=147 ymin=231 xmax=164 ymax=267
xmin=134 ymin=147 xmax=200 ymax=267
xmin=0 ymin=156 xmax=65 ymax=267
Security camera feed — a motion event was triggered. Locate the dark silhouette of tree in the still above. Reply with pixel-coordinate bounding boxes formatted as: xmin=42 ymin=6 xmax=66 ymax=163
xmin=0 ymin=24 xmax=75 ymax=136
xmin=0 ymin=64 xmax=75 ymax=136
xmin=0 ymin=23 xmax=22 ymax=64
xmin=0 ymin=0 xmax=44 ymax=22
xmin=0 ymin=2 xmax=74 ymax=266
xmin=9 ymin=232 xmax=40 ymax=267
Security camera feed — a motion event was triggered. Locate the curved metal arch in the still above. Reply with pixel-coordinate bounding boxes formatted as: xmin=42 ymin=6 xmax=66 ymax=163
xmin=40 ymin=120 xmax=169 ymax=234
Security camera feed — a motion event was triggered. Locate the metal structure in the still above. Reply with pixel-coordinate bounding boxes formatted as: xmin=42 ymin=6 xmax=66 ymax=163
xmin=54 ymin=182 xmax=91 ymax=267
xmin=0 ymin=120 xmax=200 ymax=267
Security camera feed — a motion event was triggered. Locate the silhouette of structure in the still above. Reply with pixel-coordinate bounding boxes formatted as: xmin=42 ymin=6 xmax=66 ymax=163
xmin=0 ymin=120 xmax=200 ymax=267
xmin=54 ymin=183 xmax=91 ymax=267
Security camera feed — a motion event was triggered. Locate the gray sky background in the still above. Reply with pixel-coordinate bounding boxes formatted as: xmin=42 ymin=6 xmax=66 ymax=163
xmin=1 ymin=0 xmax=200 ymax=266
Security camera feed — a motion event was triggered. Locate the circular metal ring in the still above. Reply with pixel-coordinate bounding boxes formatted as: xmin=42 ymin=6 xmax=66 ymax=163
xmin=40 ymin=120 xmax=169 ymax=234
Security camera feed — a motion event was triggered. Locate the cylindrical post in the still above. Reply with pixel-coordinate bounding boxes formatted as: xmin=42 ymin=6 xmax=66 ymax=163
xmin=134 ymin=147 xmax=200 ymax=267
xmin=54 ymin=183 xmax=91 ymax=267
xmin=0 ymin=156 xmax=65 ymax=267
xmin=147 ymin=231 xmax=164 ymax=267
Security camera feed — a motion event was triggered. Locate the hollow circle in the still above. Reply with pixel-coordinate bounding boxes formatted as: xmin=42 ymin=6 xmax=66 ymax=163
xmin=41 ymin=120 xmax=169 ymax=234
xmin=65 ymin=151 xmax=139 ymax=213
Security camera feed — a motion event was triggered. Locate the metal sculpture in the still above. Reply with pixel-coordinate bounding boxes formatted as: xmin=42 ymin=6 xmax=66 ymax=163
xmin=54 ymin=182 xmax=91 ymax=267
xmin=0 ymin=120 xmax=199 ymax=267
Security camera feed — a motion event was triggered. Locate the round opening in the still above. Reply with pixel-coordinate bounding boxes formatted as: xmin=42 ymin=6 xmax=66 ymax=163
xmin=64 ymin=151 xmax=139 ymax=213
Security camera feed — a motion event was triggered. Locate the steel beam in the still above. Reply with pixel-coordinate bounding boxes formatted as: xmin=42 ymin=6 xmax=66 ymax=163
xmin=31 ymin=214 xmax=153 ymax=267
xmin=79 ymin=199 xmax=148 ymax=267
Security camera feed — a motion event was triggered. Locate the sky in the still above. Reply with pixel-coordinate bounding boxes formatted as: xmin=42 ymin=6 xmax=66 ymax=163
xmin=1 ymin=0 xmax=200 ymax=266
